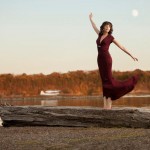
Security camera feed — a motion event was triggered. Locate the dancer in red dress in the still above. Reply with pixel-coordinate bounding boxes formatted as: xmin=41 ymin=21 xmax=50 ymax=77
xmin=89 ymin=12 xmax=139 ymax=109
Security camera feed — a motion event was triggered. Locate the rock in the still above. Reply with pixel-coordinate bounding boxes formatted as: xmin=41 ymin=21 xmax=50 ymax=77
xmin=0 ymin=106 xmax=150 ymax=128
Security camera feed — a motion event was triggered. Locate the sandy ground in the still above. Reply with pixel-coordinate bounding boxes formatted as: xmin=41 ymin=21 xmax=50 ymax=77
xmin=0 ymin=126 xmax=150 ymax=150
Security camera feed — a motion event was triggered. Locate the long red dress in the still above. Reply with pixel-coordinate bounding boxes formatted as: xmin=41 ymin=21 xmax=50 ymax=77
xmin=96 ymin=33 xmax=139 ymax=100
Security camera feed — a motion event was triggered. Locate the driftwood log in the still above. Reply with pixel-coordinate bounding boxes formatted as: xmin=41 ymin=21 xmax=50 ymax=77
xmin=0 ymin=106 xmax=150 ymax=128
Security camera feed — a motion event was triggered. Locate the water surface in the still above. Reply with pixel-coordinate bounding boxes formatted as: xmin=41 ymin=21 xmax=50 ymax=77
xmin=3 ymin=95 xmax=150 ymax=108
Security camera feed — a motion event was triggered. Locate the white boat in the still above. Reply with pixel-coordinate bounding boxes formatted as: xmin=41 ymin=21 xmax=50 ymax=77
xmin=45 ymin=90 xmax=61 ymax=93
xmin=40 ymin=90 xmax=60 ymax=96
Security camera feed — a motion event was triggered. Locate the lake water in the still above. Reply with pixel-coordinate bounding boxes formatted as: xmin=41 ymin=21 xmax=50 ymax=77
xmin=2 ymin=95 xmax=150 ymax=108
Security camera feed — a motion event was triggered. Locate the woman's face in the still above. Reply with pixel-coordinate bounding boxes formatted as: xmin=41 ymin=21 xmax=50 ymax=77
xmin=103 ymin=24 xmax=111 ymax=33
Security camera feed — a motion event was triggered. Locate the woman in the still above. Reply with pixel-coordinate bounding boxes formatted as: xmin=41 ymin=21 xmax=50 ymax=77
xmin=89 ymin=12 xmax=139 ymax=109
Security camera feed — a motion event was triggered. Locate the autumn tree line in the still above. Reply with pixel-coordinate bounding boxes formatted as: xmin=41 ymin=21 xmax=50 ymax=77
xmin=0 ymin=69 xmax=149 ymax=97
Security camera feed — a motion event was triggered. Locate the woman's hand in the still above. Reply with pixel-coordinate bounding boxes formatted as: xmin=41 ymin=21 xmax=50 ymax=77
xmin=132 ymin=56 xmax=138 ymax=61
xmin=89 ymin=12 xmax=93 ymax=20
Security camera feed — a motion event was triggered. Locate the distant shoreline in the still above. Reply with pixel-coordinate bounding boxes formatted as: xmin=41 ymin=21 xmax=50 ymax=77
xmin=1 ymin=93 xmax=150 ymax=101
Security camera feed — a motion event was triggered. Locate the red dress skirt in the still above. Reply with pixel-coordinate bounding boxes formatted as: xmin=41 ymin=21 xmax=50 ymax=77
xmin=96 ymin=33 xmax=139 ymax=100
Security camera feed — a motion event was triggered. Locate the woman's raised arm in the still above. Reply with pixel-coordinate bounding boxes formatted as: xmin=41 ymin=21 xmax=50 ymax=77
xmin=89 ymin=12 xmax=100 ymax=35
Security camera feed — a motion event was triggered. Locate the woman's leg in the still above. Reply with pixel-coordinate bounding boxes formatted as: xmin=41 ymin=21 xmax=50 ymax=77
xmin=106 ymin=97 xmax=112 ymax=109
xmin=103 ymin=96 xmax=107 ymax=109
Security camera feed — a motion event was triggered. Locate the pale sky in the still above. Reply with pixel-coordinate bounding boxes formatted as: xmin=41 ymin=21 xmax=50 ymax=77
xmin=0 ymin=0 xmax=150 ymax=75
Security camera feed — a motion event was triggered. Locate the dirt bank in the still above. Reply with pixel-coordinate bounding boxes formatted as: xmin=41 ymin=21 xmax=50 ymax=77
xmin=0 ymin=126 xmax=150 ymax=150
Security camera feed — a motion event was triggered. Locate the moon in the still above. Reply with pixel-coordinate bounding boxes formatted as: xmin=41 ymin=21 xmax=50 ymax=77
xmin=132 ymin=9 xmax=139 ymax=17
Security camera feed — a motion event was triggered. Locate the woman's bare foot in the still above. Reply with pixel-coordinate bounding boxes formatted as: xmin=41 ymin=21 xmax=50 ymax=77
xmin=103 ymin=97 xmax=112 ymax=109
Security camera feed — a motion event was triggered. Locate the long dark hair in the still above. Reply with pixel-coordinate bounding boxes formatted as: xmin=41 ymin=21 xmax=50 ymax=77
xmin=99 ymin=21 xmax=113 ymax=35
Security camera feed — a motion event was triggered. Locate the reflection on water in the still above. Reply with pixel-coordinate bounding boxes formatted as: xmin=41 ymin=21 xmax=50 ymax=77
xmin=41 ymin=100 xmax=58 ymax=106
xmin=113 ymin=97 xmax=150 ymax=108
xmin=2 ymin=95 xmax=150 ymax=108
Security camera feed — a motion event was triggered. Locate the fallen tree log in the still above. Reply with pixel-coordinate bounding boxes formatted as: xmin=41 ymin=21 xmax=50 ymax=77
xmin=0 ymin=106 xmax=150 ymax=128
